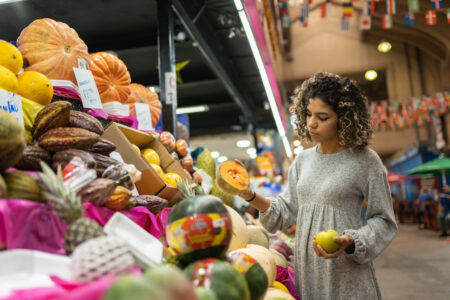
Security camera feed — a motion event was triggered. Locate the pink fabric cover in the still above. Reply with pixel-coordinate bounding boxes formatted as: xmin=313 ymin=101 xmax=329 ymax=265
xmin=276 ymin=265 xmax=300 ymax=300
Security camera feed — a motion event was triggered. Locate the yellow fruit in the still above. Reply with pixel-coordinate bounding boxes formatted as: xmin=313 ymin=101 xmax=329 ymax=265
xmin=272 ymin=281 xmax=290 ymax=294
xmin=17 ymin=71 xmax=53 ymax=106
xmin=141 ymin=148 xmax=160 ymax=165
xmin=162 ymin=172 xmax=182 ymax=187
xmin=131 ymin=144 xmax=140 ymax=154
xmin=0 ymin=41 xmax=23 ymax=74
xmin=151 ymin=164 xmax=164 ymax=177
xmin=0 ymin=65 xmax=19 ymax=93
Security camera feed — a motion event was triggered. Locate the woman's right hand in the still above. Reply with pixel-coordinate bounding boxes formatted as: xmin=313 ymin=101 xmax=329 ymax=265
xmin=238 ymin=188 xmax=254 ymax=201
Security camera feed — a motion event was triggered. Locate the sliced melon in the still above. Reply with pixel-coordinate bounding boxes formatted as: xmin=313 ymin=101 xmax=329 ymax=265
xmin=216 ymin=160 xmax=249 ymax=195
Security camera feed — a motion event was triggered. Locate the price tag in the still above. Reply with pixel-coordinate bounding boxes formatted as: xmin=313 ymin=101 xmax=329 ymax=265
xmin=135 ymin=102 xmax=153 ymax=131
xmin=0 ymin=90 xmax=24 ymax=127
xmin=73 ymin=67 xmax=103 ymax=109
xmin=165 ymin=72 xmax=177 ymax=106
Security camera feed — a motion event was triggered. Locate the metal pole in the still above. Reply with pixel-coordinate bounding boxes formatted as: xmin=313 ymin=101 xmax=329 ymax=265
xmin=157 ymin=0 xmax=177 ymax=135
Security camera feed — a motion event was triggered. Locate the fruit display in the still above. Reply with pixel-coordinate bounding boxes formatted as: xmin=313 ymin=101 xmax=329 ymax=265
xmin=216 ymin=160 xmax=249 ymax=195
xmin=38 ymin=127 xmax=100 ymax=152
xmin=17 ymin=71 xmax=53 ymax=106
xmin=103 ymin=275 xmax=166 ymax=300
xmin=77 ymin=178 xmax=117 ymax=206
xmin=125 ymin=83 xmax=162 ymax=127
xmin=162 ymin=172 xmax=182 ymax=187
xmin=17 ymin=18 xmax=90 ymax=84
xmin=0 ymin=110 xmax=26 ymax=172
xmin=14 ymin=145 xmax=51 ymax=171
xmin=176 ymin=139 xmax=189 ymax=157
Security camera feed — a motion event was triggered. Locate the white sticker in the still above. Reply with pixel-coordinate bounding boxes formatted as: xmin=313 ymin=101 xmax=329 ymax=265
xmin=135 ymin=102 xmax=153 ymax=131
xmin=0 ymin=90 xmax=24 ymax=127
xmin=165 ymin=72 xmax=177 ymax=105
xmin=73 ymin=67 xmax=103 ymax=109
xmin=77 ymin=58 xmax=88 ymax=70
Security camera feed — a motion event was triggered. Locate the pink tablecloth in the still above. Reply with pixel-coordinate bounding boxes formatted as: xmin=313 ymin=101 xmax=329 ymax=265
xmin=0 ymin=199 xmax=172 ymax=255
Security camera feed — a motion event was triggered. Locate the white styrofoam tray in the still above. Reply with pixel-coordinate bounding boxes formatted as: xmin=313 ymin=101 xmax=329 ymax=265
xmin=0 ymin=249 xmax=71 ymax=297
xmin=104 ymin=212 xmax=163 ymax=268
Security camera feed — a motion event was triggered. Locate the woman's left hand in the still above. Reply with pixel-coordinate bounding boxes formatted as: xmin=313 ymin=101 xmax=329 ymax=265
xmin=312 ymin=235 xmax=354 ymax=259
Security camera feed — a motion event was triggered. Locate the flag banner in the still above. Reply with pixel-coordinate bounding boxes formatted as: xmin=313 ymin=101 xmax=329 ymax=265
xmin=404 ymin=12 xmax=415 ymax=26
xmin=430 ymin=0 xmax=443 ymax=10
xmin=308 ymin=0 xmax=313 ymax=3
xmin=425 ymin=10 xmax=437 ymax=25
xmin=447 ymin=9 xmax=450 ymax=24
xmin=321 ymin=3 xmax=331 ymax=18
xmin=364 ymin=1 xmax=375 ymax=15
xmin=343 ymin=3 xmax=353 ymax=17
xmin=386 ymin=0 xmax=397 ymax=14
xmin=408 ymin=0 xmax=419 ymax=12
xmin=382 ymin=14 xmax=393 ymax=28
xmin=341 ymin=17 xmax=350 ymax=30
xmin=360 ymin=15 xmax=371 ymax=30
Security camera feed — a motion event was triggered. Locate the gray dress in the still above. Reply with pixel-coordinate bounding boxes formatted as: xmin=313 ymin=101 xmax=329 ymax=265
xmin=260 ymin=145 xmax=397 ymax=300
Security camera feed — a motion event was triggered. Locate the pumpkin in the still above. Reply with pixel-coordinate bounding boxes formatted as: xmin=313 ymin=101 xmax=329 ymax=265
xmin=17 ymin=18 xmax=90 ymax=84
xmin=224 ymin=205 xmax=248 ymax=252
xmin=160 ymin=131 xmax=176 ymax=152
xmin=176 ymin=139 xmax=188 ymax=157
xmin=90 ymin=52 xmax=131 ymax=103
xmin=216 ymin=160 xmax=249 ymax=195
xmin=181 ymin=155 xmax=194 ymax=172
xmin=125 ymin=83 xmax=162 ymax=127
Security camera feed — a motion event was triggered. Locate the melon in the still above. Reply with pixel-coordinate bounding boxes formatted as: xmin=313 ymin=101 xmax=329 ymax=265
xmin=269 ymin=248 xmax=288 ymax=268
xmin=264 ymin=288 xmax=295 ymax=300
xmin=185 ymin=258 xmax=250 ymax=300
xmin=0 ymin=40 xmax=23 ymax=74
xmin=224 ymin=205 xmax=248 ymax=252
xmin=237 ymin=244 xmax=277 ymax=286
xmin=216 ymin=160 xmax=249 ymax=195
xmin=195 ymin=287 xmax=218 ymax=300
xmin=0 ymin=110 xmax=26 ymax=172
xmin=166 ymin=195 xmax=232 ymax=264
xmin=247 ymin=225 xmax=270 ymax=248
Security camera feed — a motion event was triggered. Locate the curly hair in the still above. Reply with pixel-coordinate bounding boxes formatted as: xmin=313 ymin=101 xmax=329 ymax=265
xmin=291 ymin=72 xmax=373 ymax=150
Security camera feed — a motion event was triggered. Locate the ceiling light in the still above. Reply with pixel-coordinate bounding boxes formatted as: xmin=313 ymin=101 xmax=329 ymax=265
xmin=293 ymin=140 xmax=301 ymax=147
xmin=377 ymin=41 xmax=392 ymax=53
xmin=211 ymin=151 xmax=220 ymax=159
xmin=0 ymin=0 xmax=26 ymax=4
xmin=247 ymin=148 xmax=257 ymax=155
xmin=282 ymin=136 xmax=293 ymax=158
xmin=249 ymin=153 xmax=257 ymax=159
xmin=218 ymin=156 xmax=228 ymax=163
xmin=365 ymin=70 xmax=378 ymax=81
xmin=236 ymin=139 xmax=251 ymax=148
xmin=176 ymin=105 xmax=209 ymax=114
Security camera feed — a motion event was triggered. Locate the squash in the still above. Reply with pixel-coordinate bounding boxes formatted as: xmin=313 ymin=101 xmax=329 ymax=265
xmin=17 ymin=18 xmax=90 ymax=84
xmin=237 ymin=244 xmax=277 ymax=286
xmin=160 ymin=131 xmax=176 ymax=152
xmin=90 ymin=52 xmax=131 ymax=103
xmin=17 ymin=71 xmax=53 ymax=106
xmin=264 ymin=288 xmax=295 ymax=300
xmin=176 ymin=139 xmax=188 ymax=157
xmin=125 ymin=83 xmax=161 ymax=127
xmin=247 ymin=225 xmax=270 ymax=248
xmin=0 ymin=110 xmax=26 ymax=172
xmin=216 ymin=160 xmax=249 ymax=195
xmin=0 ymin=65 xmax=19 ymax=93
xmin=0 ymin=40 xmax=23 ymax=74
xmin=269 ymin=249 xmax=288 ymax=268
xmin=224 ymin=205 xmax=248 ymax=252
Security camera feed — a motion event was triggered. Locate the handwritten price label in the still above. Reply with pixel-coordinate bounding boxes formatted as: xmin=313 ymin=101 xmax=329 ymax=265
xmin=73 ymin=67 xmax=103 ymax=109
xmin=135 ymin=102 xmax=153 ymax=131
xmin=0 ymin=90 xmax=24 ymax=127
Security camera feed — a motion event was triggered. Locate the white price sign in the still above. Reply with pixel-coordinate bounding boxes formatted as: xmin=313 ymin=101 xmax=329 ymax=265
xmin=0 ymin=90 xmax=24 ymax=127
xmin=73 ymin=67 xmax=103 ymax=109
xmin=135 ymin=102 xmax=153 ymax=131
xmin=165 ymin=72 xmax=177 ymax=105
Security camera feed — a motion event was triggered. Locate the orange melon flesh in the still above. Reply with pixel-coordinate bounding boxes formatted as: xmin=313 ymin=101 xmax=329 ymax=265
xmin=216 ymin=160 xmax=249 ymax=195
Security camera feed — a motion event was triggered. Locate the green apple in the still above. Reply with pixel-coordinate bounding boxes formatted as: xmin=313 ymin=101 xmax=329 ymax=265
xmin=316 ymin=230 xmax=340 ymax=253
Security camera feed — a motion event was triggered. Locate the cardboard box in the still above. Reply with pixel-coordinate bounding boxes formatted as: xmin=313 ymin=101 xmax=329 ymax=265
xmin=101 ymin=122 xmax=191 ymax=206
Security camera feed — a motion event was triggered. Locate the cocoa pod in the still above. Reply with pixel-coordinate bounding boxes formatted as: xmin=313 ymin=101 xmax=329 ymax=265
xmin=32 ymin=101 xmax=71 ymax=140
xmin=14 ymin=146 xmax=51 ymax=171
xmin=67 ymin=111 xmax=104 ymax=135
xmin=77 ymin=178 xmax=116 ymax=206
xmin=38 ymin=127 xmax=100 ymax=152
xmin=104 ymin=186 xmax=132 ymax=211
xmin=90 ymin=152 xmax=121 ymax=176
xmin=123 ymin=197 xmax=136 ymax=211
xmin=86 ymin=138 xmax=116 ymax=155
xmin=52 ymin=149 xmax=96 ymax=170
xmin=102 ymin=164 xmax=134 ymax=189
xmin=135 ymin=195 xmax=168 ymax=215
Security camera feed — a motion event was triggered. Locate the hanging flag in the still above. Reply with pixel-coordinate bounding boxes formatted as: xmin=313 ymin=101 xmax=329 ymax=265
xmin=430 ymin=0 xmax=443 ymax=10
xmin=425 ymin=10 xmax=437 ymax=25
xmin=447 ymin=9 xmax=450 ymax=24
xmin=386 ymin=0 xmax=397 ymax=15
xmin=404 ymin=12 xmax=415 ymax=26
xmin=308 ymin=0 xmax=313 ymax=4
xmin=364 ymin=1 xmax=375 ymax=15
xmin=321 ymin=3 xmax=331 ymax=18
xmin=360 ymin=15 xmax=371 ymax=30
xmin=408 ymin=0 xmax=419 ymax=12
xmin=382 ymin=14 xmax=393 ymax=28
xmin=341 ymin=17 xmax=350 ymax=30
xmin=343 ymin=3 xmax=353 ymax=17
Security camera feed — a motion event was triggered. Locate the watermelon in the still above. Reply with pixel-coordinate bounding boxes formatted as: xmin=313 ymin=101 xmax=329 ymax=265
xmin=195 ymin=287 xmax=219 ymax=300
xmin=102 ymin=275 xmax=167 ymax=300
xmin=227 ymin=251 xmax=268 ymax=300
xmin=166 ymin=195 xmax=232 ymax=264
xmin=185 ymin=258 xmax=250 ymax=300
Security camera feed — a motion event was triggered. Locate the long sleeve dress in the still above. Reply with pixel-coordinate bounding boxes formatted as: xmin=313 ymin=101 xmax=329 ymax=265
xmin=260 ymin=145 xmax=398 ymax=300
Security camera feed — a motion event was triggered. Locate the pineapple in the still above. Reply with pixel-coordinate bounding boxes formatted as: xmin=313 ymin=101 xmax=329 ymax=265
xmin=38 ymin=162 xmax=104 ymax=255
xmin=177 ymin=178 xmax=206 ymax=199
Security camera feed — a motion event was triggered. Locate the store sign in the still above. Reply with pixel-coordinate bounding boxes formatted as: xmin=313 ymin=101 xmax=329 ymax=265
xmin=165 ymin=72 xmax=177 ymax=105
xmin=135 ymin=102 xmax=153 ymax=131
xmin=73 ymin=67 xmax=103 ymax=109
xmin=0 ymin=90 xmax=24 ymax=127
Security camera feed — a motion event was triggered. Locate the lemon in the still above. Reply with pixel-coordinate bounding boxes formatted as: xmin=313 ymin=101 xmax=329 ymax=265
xmin=17 ymin=71 xmax=53 ymax=106
xmin=141 ymin=148 xmax=160 ymax=166
xmin=151 ymin=164 xmax=164 ymax=177
xmin=162 ymin=172 xmax=182 ymax=187
xmin=131 ymin=144 xmax=140 ymax=154
xmin=0 ymin=65 xmax=19 ymax=93
xmin=0 ymin=41 xmax=23 ymax=75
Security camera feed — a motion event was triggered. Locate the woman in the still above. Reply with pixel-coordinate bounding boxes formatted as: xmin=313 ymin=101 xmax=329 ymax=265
xmin=239 ymin=72 xmax=397 ymax=299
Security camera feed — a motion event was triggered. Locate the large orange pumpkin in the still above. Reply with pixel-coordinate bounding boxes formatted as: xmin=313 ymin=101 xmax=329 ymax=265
xmin=90 ymin=52 xmax=131 ymax=103
xmin=17 ymin=18 xmax=90 ymax=84
xmin=125 ymin=83 xmax=162 ymax=127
